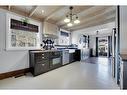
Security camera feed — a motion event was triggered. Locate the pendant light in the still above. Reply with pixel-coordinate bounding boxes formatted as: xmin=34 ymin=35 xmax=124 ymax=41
xmin=74 ymin=17 xmax=80 ymax=24
xmin=64 ymin=6 xmax=80 ymax=27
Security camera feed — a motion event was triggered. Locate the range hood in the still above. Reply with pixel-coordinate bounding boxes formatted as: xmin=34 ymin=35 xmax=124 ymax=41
xmin=42 ymin=34 xmax=58 ymax=39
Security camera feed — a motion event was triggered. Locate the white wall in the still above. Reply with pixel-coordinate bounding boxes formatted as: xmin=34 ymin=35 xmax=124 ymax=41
xmin=120 ymin=6 xmax=127 ymax=54
xmin=0 ymin=9 xmax=42 ymax=73
xmin=72 ymin=22 xmax=114 ymax=44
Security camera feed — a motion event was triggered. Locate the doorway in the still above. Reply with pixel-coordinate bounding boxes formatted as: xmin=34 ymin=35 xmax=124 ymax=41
xmin=98 ymin=37 xmax=108 ymax=57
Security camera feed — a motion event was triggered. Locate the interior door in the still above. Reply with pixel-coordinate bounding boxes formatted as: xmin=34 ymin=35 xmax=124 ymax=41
xmin=112 ymin=28 xmax=116 ymax=78
xmin=96 ymin=37 xmax=98 ymax=57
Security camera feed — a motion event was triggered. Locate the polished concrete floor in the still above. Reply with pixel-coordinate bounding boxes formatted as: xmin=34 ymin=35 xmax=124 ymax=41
xmin=0 ymin=57 xmax=119 ymax=89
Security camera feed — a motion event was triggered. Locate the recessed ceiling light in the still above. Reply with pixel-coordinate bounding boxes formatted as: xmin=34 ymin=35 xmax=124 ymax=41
xmin=42 ymin=10 xmax=44 ymax=13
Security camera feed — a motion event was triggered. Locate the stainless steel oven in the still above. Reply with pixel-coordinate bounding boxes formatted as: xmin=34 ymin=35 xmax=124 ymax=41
xmin=50 ymin=51 xmax=62 ymax=69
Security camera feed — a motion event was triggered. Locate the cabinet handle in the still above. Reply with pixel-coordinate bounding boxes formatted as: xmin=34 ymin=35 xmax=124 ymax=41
xmin=42 ymin=54 xmax=44 ymax=55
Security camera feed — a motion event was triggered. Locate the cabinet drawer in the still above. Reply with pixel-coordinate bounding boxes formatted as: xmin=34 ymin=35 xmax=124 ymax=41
xmin=34 ymin=62 xmax=49 ymax=76
xmin=50 ymin=51 xmax=62 ymax=58
xmin=35 ymin=59 xmax=49 ymax=64
xmin=35 ymin=52 xmax=49 ymax=59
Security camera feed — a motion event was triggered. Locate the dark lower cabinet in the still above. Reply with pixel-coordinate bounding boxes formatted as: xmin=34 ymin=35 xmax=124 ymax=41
xmin=29 ymin=50 xmax=62 ymax=76
xmin=34 ymin=60 xmax=49 ymax=76
xmin=29 ymin=50 xmax=78 ymax=76
xmin=29 ymin=51 xmax=50 ymax=76
xmin=69 ymin=53 xmax=76 ymax=63
xmin=75 ymin=49 xmax=81 ymax=61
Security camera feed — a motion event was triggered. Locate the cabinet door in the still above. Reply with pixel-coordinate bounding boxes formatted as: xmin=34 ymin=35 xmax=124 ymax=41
xmin=34 ymin=60 xmax=49 ymax=76
xmin=69 ymin=53 xmax=75 ymax=63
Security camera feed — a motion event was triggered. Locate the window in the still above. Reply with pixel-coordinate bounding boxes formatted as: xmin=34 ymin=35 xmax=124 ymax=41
xmin=59 ymin=29 xmax=70 ymax=45
xmin=79 ymin=35 xmax=89 ymax=48
xmin=6 ymin=13 xmax=41 ymax=50
xmin=60 ymin=31 xmax=69 ymax=37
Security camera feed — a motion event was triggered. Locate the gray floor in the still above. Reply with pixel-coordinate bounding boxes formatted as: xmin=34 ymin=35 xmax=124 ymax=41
xmin=0 ymin=57 xmax=119 ymax=89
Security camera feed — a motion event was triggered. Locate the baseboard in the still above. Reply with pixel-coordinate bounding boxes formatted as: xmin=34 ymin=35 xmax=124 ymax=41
xmin=0 ymin=68 xmax=30 ymax=80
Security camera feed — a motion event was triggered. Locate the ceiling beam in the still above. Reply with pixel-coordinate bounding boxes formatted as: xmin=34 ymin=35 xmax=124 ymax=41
xmin=29 ymin=6 xmax=38 ymax=17
xmin=44 ymin=6 xmax=66 ymax=21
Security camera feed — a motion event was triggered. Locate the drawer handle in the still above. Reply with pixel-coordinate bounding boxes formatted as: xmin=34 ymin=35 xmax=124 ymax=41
xmin=42 ymin=54 xmax=44 ymax=55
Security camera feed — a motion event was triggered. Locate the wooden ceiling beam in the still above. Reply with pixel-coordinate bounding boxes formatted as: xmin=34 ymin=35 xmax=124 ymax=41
xmin=29 ymin=6 xmax=38 ymax=17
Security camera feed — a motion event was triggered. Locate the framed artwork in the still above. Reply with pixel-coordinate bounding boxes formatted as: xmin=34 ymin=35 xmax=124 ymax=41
xmin=6 ymin=13 xmax=41 ymax=50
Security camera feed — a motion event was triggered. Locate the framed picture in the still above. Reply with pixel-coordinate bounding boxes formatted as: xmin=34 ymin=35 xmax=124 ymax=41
xmin=6 ymin=13 xmax=41 ymax=50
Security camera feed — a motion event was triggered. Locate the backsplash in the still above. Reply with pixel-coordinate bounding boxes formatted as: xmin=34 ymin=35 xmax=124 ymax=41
xmin=42 ymin=38 xmax=55 ymax=50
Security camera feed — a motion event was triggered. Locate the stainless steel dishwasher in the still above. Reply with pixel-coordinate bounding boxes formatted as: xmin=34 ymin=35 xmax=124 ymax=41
xmin=62 ymin=50 xmax=69 ymax=65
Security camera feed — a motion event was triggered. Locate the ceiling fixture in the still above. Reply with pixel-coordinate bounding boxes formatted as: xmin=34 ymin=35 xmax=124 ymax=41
xmin=67 ymin=23 xmax=73 ymax=27
xmin=42 ymin=10 xmax=44 ymax=13
xmin=64 ymin=6 xmax=80 ymax=27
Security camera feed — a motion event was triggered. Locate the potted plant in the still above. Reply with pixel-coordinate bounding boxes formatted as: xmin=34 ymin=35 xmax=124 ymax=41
xmin=21 ymin=18 xmax=29 ymax=26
